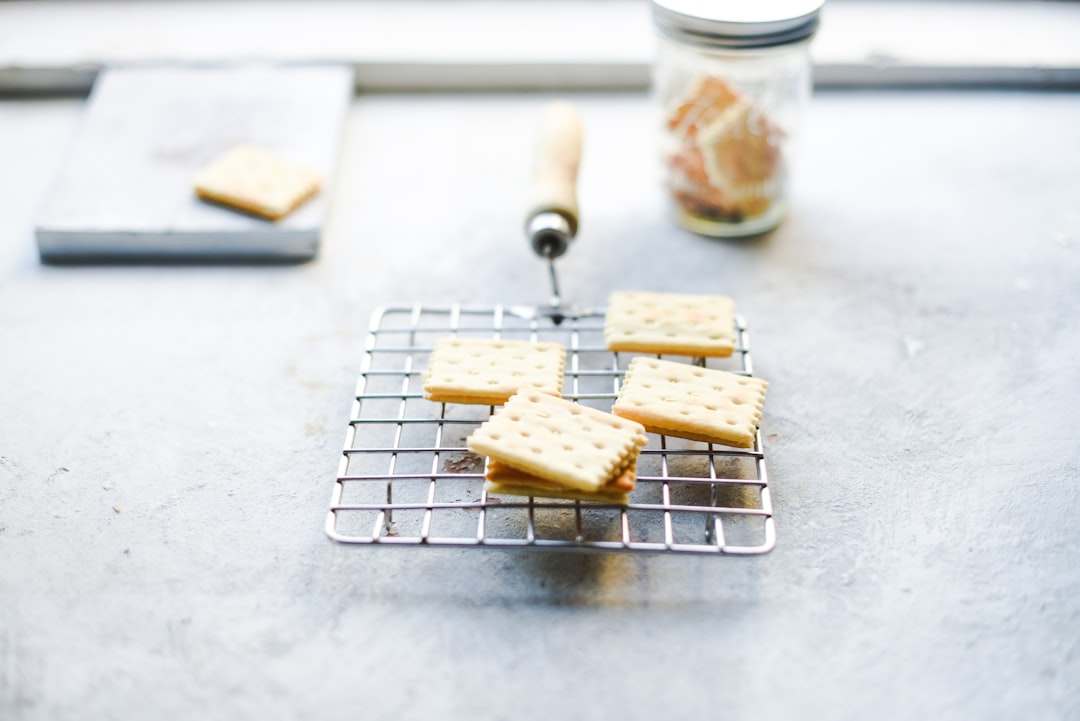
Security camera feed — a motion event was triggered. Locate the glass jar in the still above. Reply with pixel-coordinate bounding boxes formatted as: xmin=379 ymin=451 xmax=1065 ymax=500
xmin=652 ymin=0 xmax=824 ymax=237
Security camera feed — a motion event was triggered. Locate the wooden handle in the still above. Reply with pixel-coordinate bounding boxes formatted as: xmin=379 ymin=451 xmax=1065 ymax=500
xmin=527 ymin=101 xmax=582 ymax=237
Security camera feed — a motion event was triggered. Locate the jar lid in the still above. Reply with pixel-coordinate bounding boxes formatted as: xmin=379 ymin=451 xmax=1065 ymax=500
xmin=652 ymin=0 xmax=825 ymax=49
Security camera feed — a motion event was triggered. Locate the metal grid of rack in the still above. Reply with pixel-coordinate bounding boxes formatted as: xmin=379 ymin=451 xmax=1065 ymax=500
xmin=326 ymin=304 xmax=774 ymax=555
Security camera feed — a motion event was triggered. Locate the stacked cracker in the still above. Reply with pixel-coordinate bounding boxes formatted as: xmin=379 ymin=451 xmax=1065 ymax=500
xmin=468 ymin=391 xmax=648 ymax=504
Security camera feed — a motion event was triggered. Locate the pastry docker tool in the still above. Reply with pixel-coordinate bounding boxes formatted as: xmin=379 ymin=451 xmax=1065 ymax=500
xmin=512 ymin=102 xmax=584 ymax=324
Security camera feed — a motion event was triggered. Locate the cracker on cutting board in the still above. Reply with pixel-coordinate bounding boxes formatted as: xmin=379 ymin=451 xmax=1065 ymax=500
xmin=422 ymin=338 xmax=566 ymax=405
xmin=193 ymin=145 xmax=322 ymax=221
xmin=605 ymin=291 xmax=737 ymax=357
xmin=612 ymin=357 xmax=767 ymax=448
xmin=467 ymin=390 xmax=647 ymax=493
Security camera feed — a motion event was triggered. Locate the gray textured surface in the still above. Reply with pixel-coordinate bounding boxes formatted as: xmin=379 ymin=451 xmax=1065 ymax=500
xmin=1 ymin=91 xmax=1078 ymax=720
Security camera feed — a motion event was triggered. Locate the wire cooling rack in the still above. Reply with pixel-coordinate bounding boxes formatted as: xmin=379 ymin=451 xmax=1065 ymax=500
xmin=326 ymin=304 xmax=774 ymax=555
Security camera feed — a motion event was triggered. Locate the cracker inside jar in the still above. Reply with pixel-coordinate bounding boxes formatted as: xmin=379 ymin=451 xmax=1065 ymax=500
xmin=664 ymin=76 xmax=784 ymax=225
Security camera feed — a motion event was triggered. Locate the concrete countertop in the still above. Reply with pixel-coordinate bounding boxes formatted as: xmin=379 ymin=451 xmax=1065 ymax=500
xmin=1 ymin=91 xmax=1078 ymax=720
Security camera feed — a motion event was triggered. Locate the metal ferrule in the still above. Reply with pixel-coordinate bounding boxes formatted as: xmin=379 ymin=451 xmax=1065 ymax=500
xmin=527 ymin=211 xmax=573 ymax=259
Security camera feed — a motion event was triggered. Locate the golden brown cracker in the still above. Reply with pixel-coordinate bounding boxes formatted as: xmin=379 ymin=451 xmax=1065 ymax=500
xmin=605 ymin=291 xmax=737 ymax=357
xmin=193 ymin=145 xmax=321 ymax=221
xmin=484 ymin=460 xmax=636 ymax=504
xmin=612 ymin=357 xmax=767 ymax=448
xmin=422 ymin=338 xmax=565 ymax=405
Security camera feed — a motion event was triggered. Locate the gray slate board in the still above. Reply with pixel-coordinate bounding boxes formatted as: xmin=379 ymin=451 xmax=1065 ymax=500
xmin=35 ymin=64 xmax=353 ymax=262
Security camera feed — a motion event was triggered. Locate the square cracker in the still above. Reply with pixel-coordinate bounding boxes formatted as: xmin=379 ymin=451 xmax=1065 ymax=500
xmin=467 ymin=390 xmax=647 ymax=492
xmin=605 ymin=291 xmax=737 ymax=357
xmin=193 ymin=145 xmax=322 ymax=221
xmin=484 ymin=460 xmax=635 ymax=505
xmin=423 ymin=338 xmax=566 ymax=405
xmin=612 ymin=357 xmax=767 ymax=448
